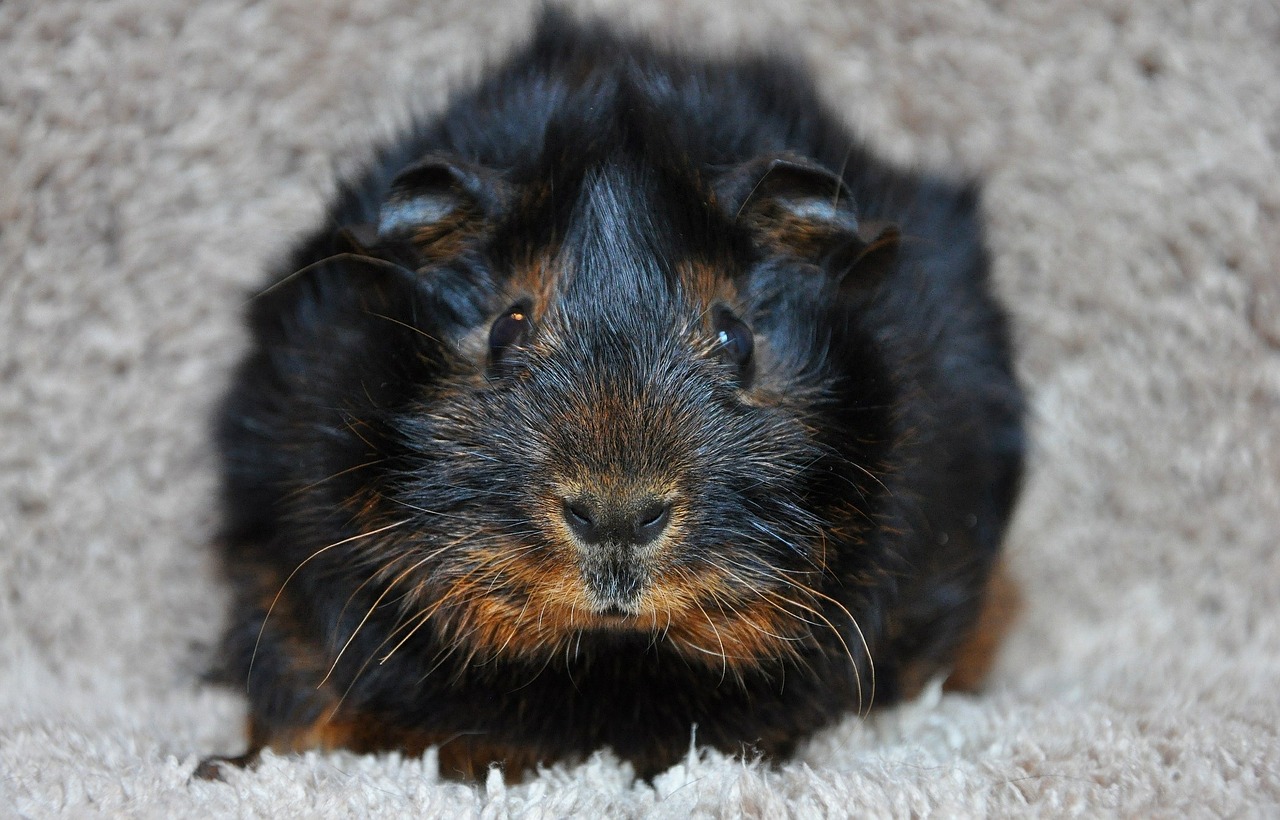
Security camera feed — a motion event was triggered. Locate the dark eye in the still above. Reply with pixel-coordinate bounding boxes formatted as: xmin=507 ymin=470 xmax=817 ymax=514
xmin=714 ymin=308 xmax=754 ymax=370
xmin=489 ymin=306 xmax=531 ymax=362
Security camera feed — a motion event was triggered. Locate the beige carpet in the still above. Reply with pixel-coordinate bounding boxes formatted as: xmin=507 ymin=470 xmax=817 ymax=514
xmin=3 ymin=0 xmax=1279 ymax=815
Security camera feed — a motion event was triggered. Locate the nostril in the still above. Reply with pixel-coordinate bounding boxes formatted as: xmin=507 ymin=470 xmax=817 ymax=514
xmin=563 ymin=498 xmax=598 ymax=541
xmin=563 ymin=495 xmax=672 ymax=547
xmin=565 ymin=500 xmax=594 ymax=526
xmin=634 ymin=501 xmax=672 ymax=543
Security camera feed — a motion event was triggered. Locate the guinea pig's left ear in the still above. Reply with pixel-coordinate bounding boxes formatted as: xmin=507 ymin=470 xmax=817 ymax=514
xmin=714 ymin=154 xmax=860 ymax=261
xmin=715 ymin=155 xmax=904 ymax=290
xmin=378 ymin=154 xmax=509 ymax=250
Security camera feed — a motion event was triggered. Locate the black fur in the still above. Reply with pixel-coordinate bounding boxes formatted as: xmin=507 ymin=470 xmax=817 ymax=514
xmin=210 ymin=11 xmax=1024 ymax=779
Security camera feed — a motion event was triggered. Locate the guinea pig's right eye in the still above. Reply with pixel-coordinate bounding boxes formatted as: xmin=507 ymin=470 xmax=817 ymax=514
xmin=714 ymin=308 xmax=755 ymax=371
xmin=488 ymin=306 xmax=531 ymax=362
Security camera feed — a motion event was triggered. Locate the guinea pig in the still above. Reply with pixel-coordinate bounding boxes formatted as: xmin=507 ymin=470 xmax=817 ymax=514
xmin=199 ymin=10 xmax=1025 ymax=782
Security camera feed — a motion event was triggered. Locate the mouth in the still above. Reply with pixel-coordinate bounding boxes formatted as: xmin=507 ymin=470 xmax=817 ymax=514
xmin=579 ymin=558 xmax=650 ymax=620
xmin=575 ymin=598 xmax=666 ymax=637
xmin=582 ymin=585 xmax=648 ymax=622
xmin=589 ymin=604 xmax=643 ymax=626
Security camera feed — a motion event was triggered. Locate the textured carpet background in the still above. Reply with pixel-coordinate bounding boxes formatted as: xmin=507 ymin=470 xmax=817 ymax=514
xmin=3 ymin=0 xmax=1279 ymax=815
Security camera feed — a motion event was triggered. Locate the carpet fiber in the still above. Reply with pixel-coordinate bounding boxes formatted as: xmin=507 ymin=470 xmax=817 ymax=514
xmin=3 ymin=0 xmax=1279 ymax=815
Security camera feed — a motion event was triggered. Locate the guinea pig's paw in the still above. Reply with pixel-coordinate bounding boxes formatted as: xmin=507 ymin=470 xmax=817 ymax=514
xmin=190 ymin=748 xmax=261 ymax=782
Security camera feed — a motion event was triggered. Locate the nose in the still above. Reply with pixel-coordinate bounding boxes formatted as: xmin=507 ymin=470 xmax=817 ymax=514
xmin=562 ymin=495 xmax=672 ymax=547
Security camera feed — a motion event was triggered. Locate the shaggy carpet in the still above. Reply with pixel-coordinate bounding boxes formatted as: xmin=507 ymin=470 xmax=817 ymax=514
xmin=3 ymin=0 xmax=1278 ymax=815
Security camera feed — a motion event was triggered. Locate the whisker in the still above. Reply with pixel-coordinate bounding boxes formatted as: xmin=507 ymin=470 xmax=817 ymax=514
xmin=282 ymin=458 xmax=387 ymax=503
xmin=331 ymin=551 xmax=413 ymax=647
xmin=244 ymin=252 xmax=412 ymax=305
xmin=693 ymin=551 xmax=871 ymax=712
xmin=375 ymin=548 xmax=510 ymax=665
xmin=422 ymin=623 xmax=485 ymax=685
xmin=493 ymin=592 xmax=538 ymax=658
xmin=381 ymin=607 xmax=441 ymax=668
xmin=814 ymin=439 xmax=894 ymax=501
xmin=832 ymin=146 xmax=853 ymax=211
xmin=319 ymin=541 xmax=463 ymax=688
xmin=326 ymin=604 xmax=423 ymax=721
xmin=672 ymin=567 xmax=729 ymax=686
xmin=323 ymin=530 xmax=492 ymax=712
xmin=343 ymin=418 xmax=379 ymax=451
xmin=247 ymin=518 xmax=409 ymax=688
xmin=364 ymin=310 xmax=445 ymax=345
xmin=779 ymin=580 xmax=876 ymax=715
xmin=381 ymin=494 xmax=529 ymax=523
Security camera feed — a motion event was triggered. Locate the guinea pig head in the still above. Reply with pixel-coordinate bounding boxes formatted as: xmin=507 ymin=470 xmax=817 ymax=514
xmin=357 ymin=151 xmax=896 ymax=674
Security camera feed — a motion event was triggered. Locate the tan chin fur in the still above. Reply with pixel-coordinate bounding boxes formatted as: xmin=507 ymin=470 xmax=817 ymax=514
xmin=427 ymin=555 xmax=827 ymax=674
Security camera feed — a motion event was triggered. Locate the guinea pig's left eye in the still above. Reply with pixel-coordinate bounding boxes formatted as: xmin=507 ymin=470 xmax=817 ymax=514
xmin=714 ymin=308 xmax=754 ymax=370
xmin=489 ymin=306 xmax=531 ymax=362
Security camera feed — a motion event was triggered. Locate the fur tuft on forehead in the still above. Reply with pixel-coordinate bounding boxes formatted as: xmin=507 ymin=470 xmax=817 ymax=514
xmin=560 ymin=161 xmax=675 ymax=303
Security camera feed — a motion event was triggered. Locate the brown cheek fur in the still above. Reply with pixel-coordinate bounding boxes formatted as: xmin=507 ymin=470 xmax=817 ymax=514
xmin=386 ymin=487 xmax=826 ymax=674
xmin=430 ymin=553 xmax=828 ymax=676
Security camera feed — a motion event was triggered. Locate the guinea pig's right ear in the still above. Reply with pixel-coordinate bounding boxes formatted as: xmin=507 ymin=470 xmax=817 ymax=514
xmin=378 ymin=154 xmax=509 ymax=258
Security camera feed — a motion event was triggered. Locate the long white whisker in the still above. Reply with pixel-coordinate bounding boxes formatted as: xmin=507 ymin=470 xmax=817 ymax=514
xmin=247 ymin=519 xmax=409 ymax=688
